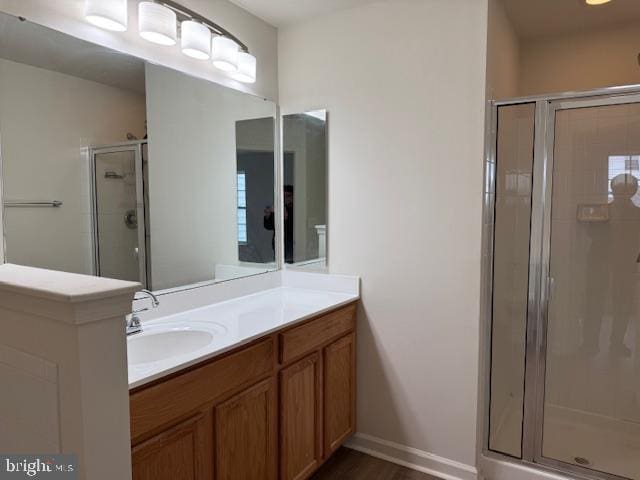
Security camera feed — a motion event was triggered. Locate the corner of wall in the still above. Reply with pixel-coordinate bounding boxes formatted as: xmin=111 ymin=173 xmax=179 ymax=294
xmin=486 ymin=0 xmax=521 ymax=100
xmin=346 ymin=433 xmax=479 ymax=480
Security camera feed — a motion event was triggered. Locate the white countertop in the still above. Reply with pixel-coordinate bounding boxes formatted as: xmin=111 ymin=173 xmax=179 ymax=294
xmin=128 ymin=286 xmax=359 ymax=389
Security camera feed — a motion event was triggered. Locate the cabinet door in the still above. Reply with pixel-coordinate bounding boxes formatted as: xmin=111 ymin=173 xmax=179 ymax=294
xmin=324 ymin=333 xmax=356 ymax=455
xmin=280 ymin=353 xmax=322 ymax=480
xmin=215 ymin=379 xmax=277 ymax=480
xmin=132 ymin=411 xmax=212 ymax=480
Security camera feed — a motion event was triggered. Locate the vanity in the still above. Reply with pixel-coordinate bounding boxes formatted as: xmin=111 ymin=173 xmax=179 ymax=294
xmin=0 ymin=9 xmax=343 ymax=480
xmin=128 ymin=286 xmax=358 ymax=480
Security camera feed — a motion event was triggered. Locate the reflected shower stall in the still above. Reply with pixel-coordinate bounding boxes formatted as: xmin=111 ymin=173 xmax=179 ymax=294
xmin=485 ymin=91 xmax=640 ymax=480
xmin=90 ymin=141 xmax=150 ymax=287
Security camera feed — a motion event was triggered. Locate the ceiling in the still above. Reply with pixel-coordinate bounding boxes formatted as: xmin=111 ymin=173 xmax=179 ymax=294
xmin=228 ymin=0 xmax=380 ymax=27
xmin=0 ymin=12 xmax=145 ymax=94
xmin=502 ymin=0 xmax=640 ymax=39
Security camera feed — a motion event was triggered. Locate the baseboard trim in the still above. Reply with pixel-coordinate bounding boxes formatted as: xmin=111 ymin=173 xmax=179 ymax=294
xmin=345 ymin=433 xmax=478 ymax=480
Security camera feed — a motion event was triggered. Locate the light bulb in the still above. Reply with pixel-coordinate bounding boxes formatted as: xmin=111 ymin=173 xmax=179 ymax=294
xmin=181 ymin=21 xmax=211 ymax=60
xmin=139 ymin=2 xmax=177 ymax=46
xmin=85 ymin=0 xmax=128 ymax=32
xmin=212 ymin=36 xmax=239 ymax=72
xmin=231 ymin=52 xmax=257 ymax=83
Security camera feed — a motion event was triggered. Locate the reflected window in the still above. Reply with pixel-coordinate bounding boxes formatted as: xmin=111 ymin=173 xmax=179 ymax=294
xmin=608 ymin=155 xmax=640 ymax=205
xmin=237 ymin=171 xmax=247 ymax=244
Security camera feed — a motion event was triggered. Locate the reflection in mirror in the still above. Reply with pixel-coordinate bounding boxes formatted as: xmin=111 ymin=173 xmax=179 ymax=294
xmin=145 ymin=63 xmax=276 ymax=290
xmin=236 ymin=118 xmax=276 ymax=265
xmin=0 ymin=12 xmax=278 ymax=292
xmin=282 ymin=110 xmax=328 ymax=268
xmin=0 ymin=12 xmax=148 ymax=283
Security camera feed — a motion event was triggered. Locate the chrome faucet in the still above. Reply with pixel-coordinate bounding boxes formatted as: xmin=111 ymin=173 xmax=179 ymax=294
xmin=126 ymin=289 xmax=160 ymax=336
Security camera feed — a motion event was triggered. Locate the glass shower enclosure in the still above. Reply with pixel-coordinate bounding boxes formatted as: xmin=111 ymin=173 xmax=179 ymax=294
xmin=485 ymin=91 xmax=640 ymax=480
xmin=89 ymin=141 xmax=149 ymax=287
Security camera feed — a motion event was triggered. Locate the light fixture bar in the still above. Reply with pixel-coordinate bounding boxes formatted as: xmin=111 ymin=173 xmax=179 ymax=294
xmin=156 ymin=0 xmax=249 ymax=53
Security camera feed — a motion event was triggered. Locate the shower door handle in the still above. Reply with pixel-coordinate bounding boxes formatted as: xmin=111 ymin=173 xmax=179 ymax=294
xmin=547 ymin=276 xmax=555 ymax=303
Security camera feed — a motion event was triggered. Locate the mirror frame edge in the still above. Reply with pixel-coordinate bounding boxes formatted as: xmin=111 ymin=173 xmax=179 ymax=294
xmin=0 ymin=126 xmax=5 ymax=265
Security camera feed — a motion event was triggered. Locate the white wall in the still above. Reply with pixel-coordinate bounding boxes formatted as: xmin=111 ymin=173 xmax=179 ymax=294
xmin=486 ymin=0 xmax=520 ymax=99
xmin=0 ymin=264 xmax=139 ymax=480
xmin=486 ymin=4 xmax=640 ymax=98
xmin=145 ymin=63 xmax=276 ymax=290
xmin=519 ymin=23 xmax=640 ymax=96
xmin=0 ymin=0 xmax=278 ymax=101
xmin=0 ymin=58 xmax=145 ymax=274
xmin=279 ymin=0 xmax=488 ymax=473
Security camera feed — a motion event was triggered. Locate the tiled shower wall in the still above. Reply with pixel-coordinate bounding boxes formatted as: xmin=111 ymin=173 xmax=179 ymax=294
xmin=546 ymin=104 xmax=640 ymax=423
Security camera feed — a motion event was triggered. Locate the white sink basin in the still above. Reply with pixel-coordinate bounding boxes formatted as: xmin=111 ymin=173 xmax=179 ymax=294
xmin=128 ymin=321 xmax=227 ymax=365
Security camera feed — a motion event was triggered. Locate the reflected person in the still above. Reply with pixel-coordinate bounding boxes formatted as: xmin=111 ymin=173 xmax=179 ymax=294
xmin=608 ymin=174 xmax=640 ymax=357
xmin=582 ymin=173 xmax=640 ymax=357
xmin=264 ymin=185 xmax=294 ymax=263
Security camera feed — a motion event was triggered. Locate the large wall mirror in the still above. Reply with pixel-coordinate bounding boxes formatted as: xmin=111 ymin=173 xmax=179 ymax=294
xmin=0 ymin=12 xmax=279 ymax=293
xmin=282 ymin=110 xmax=328 ymax=269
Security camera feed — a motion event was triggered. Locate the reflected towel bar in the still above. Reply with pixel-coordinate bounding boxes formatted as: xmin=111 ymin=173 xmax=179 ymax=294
xmin=4 ymin=200 xmax=63 ymax=207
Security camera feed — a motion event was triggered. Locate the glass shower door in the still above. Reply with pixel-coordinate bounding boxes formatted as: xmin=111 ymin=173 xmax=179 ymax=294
xmin=488 ymin=103 xmax=536 ymax=458
xmin=541 ymin=100 xmax=640 ymax=479
xmin=91 ymin=144 xmax=147 ymax=285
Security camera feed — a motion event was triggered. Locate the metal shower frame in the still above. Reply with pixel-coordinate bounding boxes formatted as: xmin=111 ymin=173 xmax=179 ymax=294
xmin=481 ymin=83 xmax=640 ymax=480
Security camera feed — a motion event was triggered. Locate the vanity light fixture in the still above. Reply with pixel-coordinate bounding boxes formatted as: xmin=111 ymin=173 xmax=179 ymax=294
xmin=139 ymin=2 xmax=177 ymax=46
xmin=212 ymin=36 xmax=240 ymax=72
xmin=585 ymin=0 xmax=612 ymax=4
xmin=231 ymin=51 xmax=257 ymax=83
xmin=84 ymin=0 xmax=256 ymax=81
xmin=181 ymin=20 xmax=211 ymax=59
xmin=84 ymin=0 xmax=128 ymax=32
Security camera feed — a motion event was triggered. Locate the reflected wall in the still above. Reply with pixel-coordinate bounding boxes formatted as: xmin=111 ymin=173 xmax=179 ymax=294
xmin=145 ymin=63 xmax=277 ymax=290
xmin=0 ymin=12 xmax=280 ymax=294
xmin=282 ymin=111 xmax=327 ymax=266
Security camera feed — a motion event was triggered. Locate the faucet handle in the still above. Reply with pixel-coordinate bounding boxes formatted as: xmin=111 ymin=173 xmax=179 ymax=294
xmin=134 ymin=289 xmax=160 ymax=306
xmin=128 ymin=290 xmax=158 ymax=336
xmin=132 ymin=289 xmax=160 ymax=315
xmin=126 ymin=314 xmax=142 ymax=336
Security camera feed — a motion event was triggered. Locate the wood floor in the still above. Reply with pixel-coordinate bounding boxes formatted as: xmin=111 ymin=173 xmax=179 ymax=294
xmin=310 ymin=448 xmax=441 ymax=480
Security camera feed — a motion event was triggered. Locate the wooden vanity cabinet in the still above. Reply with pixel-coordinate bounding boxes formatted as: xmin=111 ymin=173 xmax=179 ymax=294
xmin=131 ymin=411 xmax=213 ymax=480
xmin=215 ymin=379 xmax=278 ymax=480
xmin=323 ymin=332 xmax=356 ymax=455
xmin=129 ymin=302 xmax=356 ymax=480
xmin=130 ymin=338 xmax=276 ymax=480
xmin=280 ymin=353 xmax=322 ymax=480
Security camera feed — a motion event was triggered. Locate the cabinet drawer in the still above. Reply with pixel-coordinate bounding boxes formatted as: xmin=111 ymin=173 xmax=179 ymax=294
xmin=130 ymin=338 xmax=274 ymax=442
xmin=280 ymin=304 xmax=356 ymax=364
